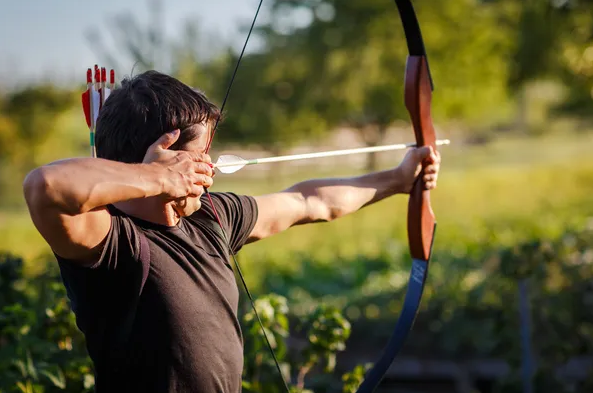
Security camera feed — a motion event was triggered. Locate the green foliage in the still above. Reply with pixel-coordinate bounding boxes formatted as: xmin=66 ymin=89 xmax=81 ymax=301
xmin=2 ymin=86 xmax=75 ymax=164
xmin=241 ymin=295 xmax=353 ymax=392
xmin=242 ymin=294 xmax=292 ymax=391
xmin=1 ymin=225 xmax=592 ymax=392
xmin=262 ymin=0 xmax=515 ymax=135
xmin=301 ymin=305 xmax=351 ymax=373
xmin=0 ymin=253 xmax=94 ymax=392
xmin=507 ymin=0 xmax=563 ymax=87
xmin=0 ymin=85 xmax=77 ymax=207
xmin=341 ymin=364 xmax=372 ymax=393
xmin=213 ymin=48 xmax=330 ymax=152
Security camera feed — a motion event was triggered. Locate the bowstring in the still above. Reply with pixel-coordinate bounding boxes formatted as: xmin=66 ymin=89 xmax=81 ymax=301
xmin=202 ymin=0 xmax=291 ymax=390
xmin=204 ymin=0 xmax=263 ymax=153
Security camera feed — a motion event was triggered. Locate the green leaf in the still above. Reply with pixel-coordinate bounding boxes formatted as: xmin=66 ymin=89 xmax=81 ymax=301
xmin=40 ymin=369 xmax=66 ymax=389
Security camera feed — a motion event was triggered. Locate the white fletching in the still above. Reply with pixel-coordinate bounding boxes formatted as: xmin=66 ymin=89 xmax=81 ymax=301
xmin=214 ymin=154 xmax=249 ymax=174
xmin=92 ymin=89 xmax=101 ymax=125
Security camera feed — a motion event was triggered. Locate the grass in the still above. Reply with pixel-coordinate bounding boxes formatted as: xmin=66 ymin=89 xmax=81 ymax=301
xmin=1 ymin=130 xmax=592 ymax=279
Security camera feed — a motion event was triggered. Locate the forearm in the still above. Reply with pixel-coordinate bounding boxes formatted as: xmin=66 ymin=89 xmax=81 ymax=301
xmin=24 ymin=158 xmax=164 ymax=215
xmin=287 ymin=167 xmax=405 ymax=222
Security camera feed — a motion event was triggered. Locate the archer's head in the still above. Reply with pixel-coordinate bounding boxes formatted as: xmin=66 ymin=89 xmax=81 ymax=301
xmin=96 ymin=70 xmax=220 ymax=217
xmin=96 ymin=70 xmax=220 ymax=163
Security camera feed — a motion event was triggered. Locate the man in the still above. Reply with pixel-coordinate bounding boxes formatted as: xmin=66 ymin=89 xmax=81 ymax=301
xmin=23 ymin=71 xmax=440 ymax=392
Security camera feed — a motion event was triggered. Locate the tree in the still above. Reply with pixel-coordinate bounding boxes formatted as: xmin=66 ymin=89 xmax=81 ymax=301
xmin=213 ymin=47 xmax=329 ymax=154
xmin=488 ymin=0 xmax=593 ymax=124
xmin=3 ymin=86 xmax=74 ymax=166
xmin=84 ymin=0 xmax=167 ymax=74
xmin=0 ymin=86 xmax=75 ymax=206
xmin=553 ymin=0 xmax=593 ymax=118
xmin=257 ymin=0 xmax=515 ymax=169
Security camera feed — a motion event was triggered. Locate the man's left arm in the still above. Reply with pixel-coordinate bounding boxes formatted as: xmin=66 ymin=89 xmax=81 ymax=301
xmin=247 ymin=146 xmax=440 ymax=243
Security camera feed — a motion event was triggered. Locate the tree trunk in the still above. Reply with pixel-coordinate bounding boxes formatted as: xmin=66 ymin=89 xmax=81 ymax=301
xmin=516 ymin=85 xmax=528 ymax=134
xmin=356 ymin=124 xmax=389 ymax=172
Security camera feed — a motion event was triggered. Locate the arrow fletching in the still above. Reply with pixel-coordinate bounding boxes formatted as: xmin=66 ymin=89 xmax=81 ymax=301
xmin=81 ymin=68 xmax=92 ymax=127
xmin=214 ymin=154 xmax=250 ymax=174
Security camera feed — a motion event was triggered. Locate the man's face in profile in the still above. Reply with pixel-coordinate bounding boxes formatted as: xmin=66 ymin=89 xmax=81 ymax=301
xmin=171 ymin=121 xmax=214 ymax=217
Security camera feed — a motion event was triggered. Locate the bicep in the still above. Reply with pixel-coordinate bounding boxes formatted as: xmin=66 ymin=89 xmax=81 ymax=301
xmin=28 ymin=205 xmax=112 ymax=266
xmin=248 ymin=190 xmax=330 ymax=242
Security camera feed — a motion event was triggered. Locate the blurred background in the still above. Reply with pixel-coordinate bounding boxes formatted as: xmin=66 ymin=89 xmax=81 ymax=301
xmin=1 ymin=0 xmax=592 ymax=392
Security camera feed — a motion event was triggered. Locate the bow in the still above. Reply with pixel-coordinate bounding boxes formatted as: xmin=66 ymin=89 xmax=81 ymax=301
xmin=203 ymin=0 xmax=437 ymax=391
xmin=355 ymin=0 xmax=437 ymax=391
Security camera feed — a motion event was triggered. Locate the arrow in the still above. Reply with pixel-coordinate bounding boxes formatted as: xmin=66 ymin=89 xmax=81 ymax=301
xmin=81 ymin=65 xmax=115 ymax=158
xmin=213 ymin=139 xmax=450 ymax=174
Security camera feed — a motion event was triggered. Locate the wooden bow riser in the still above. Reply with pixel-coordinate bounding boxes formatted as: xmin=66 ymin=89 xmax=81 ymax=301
xmin=405 ymin=55 xmax=437 ymax=262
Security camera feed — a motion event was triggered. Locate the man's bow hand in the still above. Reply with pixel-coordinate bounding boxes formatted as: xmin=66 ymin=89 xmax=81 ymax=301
xmin=397 ymin=146 xmax=441 ymax=194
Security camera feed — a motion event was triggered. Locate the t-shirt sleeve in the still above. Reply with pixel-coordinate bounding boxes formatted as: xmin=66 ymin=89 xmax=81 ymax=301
xmin=94 ymin=212 xmax=142 ymax=270
xmin=197 ymin=192 xmax=258 ymax=254
xmin=55 ymin=209 xmax=142 ymax=271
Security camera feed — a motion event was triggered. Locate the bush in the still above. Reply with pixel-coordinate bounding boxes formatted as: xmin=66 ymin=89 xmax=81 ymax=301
xmin=0 ymin=224 xmax=591 ymax=392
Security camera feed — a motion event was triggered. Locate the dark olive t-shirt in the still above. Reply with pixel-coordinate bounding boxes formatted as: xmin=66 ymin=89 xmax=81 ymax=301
xmin=55 ymin=192 xmax=258 ymax=393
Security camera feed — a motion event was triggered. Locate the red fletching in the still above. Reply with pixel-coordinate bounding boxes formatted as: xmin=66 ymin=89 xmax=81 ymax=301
xmin=82 ymin=95 xmax=91 ymax=127
xmin=81 ymin=69 xmax=92 ymax=128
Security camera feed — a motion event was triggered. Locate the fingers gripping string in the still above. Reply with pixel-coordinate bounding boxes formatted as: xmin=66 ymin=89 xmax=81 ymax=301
xmin=202 ymin=0 xmax=291 ymax=390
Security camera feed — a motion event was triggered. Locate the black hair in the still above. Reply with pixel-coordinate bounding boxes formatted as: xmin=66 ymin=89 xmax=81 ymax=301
xmin=95 ymin=70 xmax=220 ymax=163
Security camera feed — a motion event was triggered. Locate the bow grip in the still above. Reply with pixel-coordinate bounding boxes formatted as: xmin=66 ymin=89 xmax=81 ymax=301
xmin=405 ymin=56 xmax=437 ymax=262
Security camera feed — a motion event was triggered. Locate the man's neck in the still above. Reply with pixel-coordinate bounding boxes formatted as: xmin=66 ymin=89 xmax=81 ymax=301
xmin=113 ymin=198 xmax=180 ymax=227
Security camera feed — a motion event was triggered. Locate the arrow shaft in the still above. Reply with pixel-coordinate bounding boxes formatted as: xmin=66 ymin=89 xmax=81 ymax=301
xmin=214 ymin=139 xmax=449 ymax=169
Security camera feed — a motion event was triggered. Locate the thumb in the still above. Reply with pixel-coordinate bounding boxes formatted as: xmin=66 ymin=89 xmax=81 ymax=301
xmin=412 ymin=146 xmax=433 ymax=163
xmin=150 ymin=129 xmax=180 ymax=151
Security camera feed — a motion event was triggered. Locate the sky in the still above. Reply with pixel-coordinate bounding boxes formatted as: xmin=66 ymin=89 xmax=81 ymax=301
xmin=0 ymin=0 xmax=263 ymax=88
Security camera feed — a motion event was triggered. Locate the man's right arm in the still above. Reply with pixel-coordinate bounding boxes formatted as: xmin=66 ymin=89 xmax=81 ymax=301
xmin=23 ymin=130 xmax=213 ymax=266
xmin=23 ymin=158 xmax=166 ymax=265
